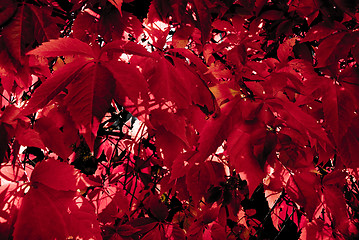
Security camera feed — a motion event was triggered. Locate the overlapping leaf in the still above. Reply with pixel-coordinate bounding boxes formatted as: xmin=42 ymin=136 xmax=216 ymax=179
xmin=268 ymin=97 xmax=331 ymax=149
xmin=13 ymin=183 xmax=101 ymax=240
xmin=0 ymin=0 xmax=16 ymax=26
xmin=195 ymin=96 xmax=242 ymax=163
xmin=227 ymin=126 xmax=265 ymax=196
xmin=30 ymin=158 xmax=92 ymax=191
xmin=322 ymin=82 xmax=356 ymax=144
xmin=22 ymin=59 xmax=90 ymax=115
xmin=13 ymin=158 xmax=100 ymax=239
xmin=26 ymin=38 xmax=149 ymax=149
xmin=28 ymin=37 xmax=95 ymax=58
xmin=65 ymin=62 xmax=116 ymax=149
xmin=108 ymin=0 xmax=123 ymax=14
xmin=146 ymin=56 xmax=193 ymax=109
xmin=1 ymin=3 xmax=61 ymax=63
xmin=315 ymin=31 xmax=359 ymax=75
xmin=1 ymin=0 xmax=359 ymax=239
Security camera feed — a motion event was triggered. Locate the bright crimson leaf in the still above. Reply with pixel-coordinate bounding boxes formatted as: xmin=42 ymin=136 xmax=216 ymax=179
xmin=227 ymin=126 xmax=265 ymax=196
xmin=27 ymin=37 xmax=95 ymax=58
xmin=105 ymin=60 xmax=148 ymax=105
xmin=22 ymin=59 xmax=90 ymax=116
xmin=30 ymin=158 xmax=91 ymax=191
xmin=146 ymin=55 xmax=193 ymax=109
xmin=322 ymin=185 xmax=350 ymax=236
xmin=0 ymin=182 xmax=24 ymax=238
xmin=64 ymin=62 xmax=116 ymax=149
xmin=286 ymin=172 xmax=320 ymax=220
xmin=34 ymin=116 xmax=74 ymax=160
xmin=196 ymin=96 xmax=242 ymax=163
xmin=13 ymin=183 xmax=101 ymax=240
xmin=186 ymin=164 xmax=211 ymax=203
xmin=0 ymin=163 xmax=26 ymax=183
xmin=268 ymin=96 xmax=331 ymax=149
xmin=88 ymin=186 xmax=130 ymax=224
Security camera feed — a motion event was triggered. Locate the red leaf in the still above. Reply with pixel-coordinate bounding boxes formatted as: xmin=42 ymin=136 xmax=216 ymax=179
xmin=293 ymin=43 xmax=313 ymax=62
xmin=142 ymin=226 xmax=162 ymax=240
xmin=315 ymin=32 xmax=358 ymax=70
xmin=149 ymin=198 xmax=169 ymax=221
xmin=212 ymin=19 xmax=235 ymax=32
xmin=286 ymin=172 xmax=320 ymax=220
xmin=27 ymin=4 xmax=62 ymax=42
xmin=0 ymin=105 xmax=20 ymax=126
xmin=64 ymin=62 xmax=116 ymax=149
xmin=340 ymin=115 xmax=359 ymax=167
xmin=171 ymin=56 xmax=217 ymax=113
xmin=2 ymin=4 xmax=26 ymax=63
xmin=300 ymin=219 xmax=334 ymax=240
xmin=155 ymin=127 xmax=186 ymax=163
xmin=170 ymin=152 xmax=191 ymax=181
xmin=196 ymin=97 xmax=242 ymax=163
xmin=34 ymin=116 xmax=74 ymax=159
xmin=72 ymin=11 xmax=98 ymax=43
xmin=338 ymin=67 xmax=359 ymax=105
xmin=115 ymin=224 xmax=141 ymax=237
xmin=169 ymin=48 xmax=219 ymax=85
xmin=27 ymin=37 xmax=95 ymax=58
xmin=323 ymin=186 xmax=350 ymax=235
xmin=147 ymin=56 xmax=193 ymax=109
xmin=98 ymin=10 xmax=144 ymax=42
xmin=165 ymin=224 xmax=185 ymax=240
xmin=0 ymin=0 xmax=16 ymax=26
xmin=150 ymin=109 xmax=188 ymax=146
xmin=302 ymin=21 xmax=346 ymax=42
xmin=13 ymin=183 xmax=101 ymax=240
xmin=202 ymin=204 xmax=220 ymax=224
xmin=106 ymin=60 xmax=148 ymax=104
xmin=108 ymin=0 xmax=123 ymax=14
xmin=171 ymin=25 xmax=195 ymax=48
xmin=267 ymin=190 xmax=307 ymax=231
xmin=0 ymin=163 xmax=26 ymax=183
xmin=192 ymin=0 xmax=212 ymax=43
xmin=277 ymin=37 xmax=297 ymax=63
xmin=101 ymin=40 xmax=152 ymax=58
xmin=129 ymin=217 xmax=161 ymax=238
xmin=22 ymin=59 xmax=90 ymax=115
xmin=210 ymin=223 xmax=226 ymax=240
xmin=186 ymin=163 xmax=213 ymax=203
xmin=2 ymin=4 xmax=62 ymax=63
xmin=89 ymin=186 xmax=130 ymax=224
xmin=30 ymin=158 xmax=90 ymax=191
xmin=322 ymin=83 xmax=356 ymax=144
xmin=0 ymin=182 xmax=24 ymax=238
xmin=15 ymin=121 xmax=45 ymax=149
xmin=268 ymin=97 xmax=331 ymax=149
xmin=260 ymin=10 xmax=284 ymax=20
xmin=322 ymin=170 xmax=346 ymax=187
xmin=227 ymin=126 xmax=265 ymax=196
xmin=147 ymin=0 xmax=177 ymax=23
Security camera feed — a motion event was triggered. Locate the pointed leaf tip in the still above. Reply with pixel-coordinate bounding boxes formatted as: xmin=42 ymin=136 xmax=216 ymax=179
xmin=27 ymin=38 xmax=95 ymax=58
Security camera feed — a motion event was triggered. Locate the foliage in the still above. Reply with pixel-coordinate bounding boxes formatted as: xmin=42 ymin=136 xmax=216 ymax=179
xmin=1 ymin=0 xmax=359 ymax=239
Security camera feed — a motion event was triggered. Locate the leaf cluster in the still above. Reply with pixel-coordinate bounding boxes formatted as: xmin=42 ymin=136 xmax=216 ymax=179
xmin=1 ymin=0 xmax=359 ymax=239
